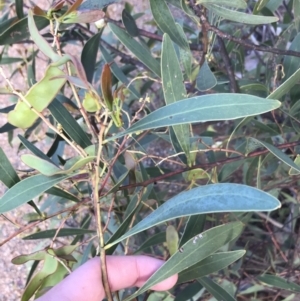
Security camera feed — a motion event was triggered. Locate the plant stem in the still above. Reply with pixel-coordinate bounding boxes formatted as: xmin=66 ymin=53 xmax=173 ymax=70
xmin=93 ymin=111 xmax=113 ymax=301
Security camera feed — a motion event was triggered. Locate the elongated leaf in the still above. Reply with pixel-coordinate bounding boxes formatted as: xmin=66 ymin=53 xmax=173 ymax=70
xmin=283 ymin=33 xmax=300 ymax=81
xmin=48 ymin=98 xmax=92 ymax=148
xmin=250 ymin=138 xmax=300 ymax=173
xmin=150 ymin=0 xmax=189 ymax=49
xmin=22 ymin=155 xmax=95 ymax=176
xmin=294 ymin=0 xmax=300 ymax=31
xmin=0 ymin=57 xmax=23 ymax=64
xmin=166 ymin=225 xmax=179 ymax=256
xmin=99 ymin=44 xmax=140 ymax=98
xmin=101 ymin=64 xmax=114 ymax=110
xmin=22 ymin=254 xmax=58 ymax=301
xmin=0 ymin=104 xmax=15 ymax=113
xmin=198 ymin=0 xmax=247 ymax=9
xmin=0 ymin=16 xmax=49 ymax=45
xmin=165 ymin=0 xmax=181 ymax=9
xmin=8 ymin=66 xmax=67 ymax=129
xmin=122 ymin=9 xmax=139 ymax=37
xmin=106 ymin=171 xmax=129 ymax=195
xmin=124 ymin=222 xmax=244 ymax=300
xmin=81 ymin=32 xmax=101 ymax=83
xmin=0 ymin=146 xmax=42 ymax=216
xmin=46 ymin=187 xmax=80 ymax=203
xmin=134 ymin=232 xmax=166 ymax=254
xmin=105 ymin=94 xmax=281 ymax=141
xmin=23 ymin=228 xmax=96 ymax=240
xmin=105 ymin=183 xmax=280 ymax=249
xmin=177 ymin=24 xmax=192 ymax=80
xmin=268 ymin=68 xmax=300 ymax=100
xmin=196 ymin=59 xmax=217 ymax=91
xmin=258 ymin=274 xmax=300 ymax=292
xmin=16 ymin=0 xmax=24 ymax=19
xmin=198 ymin=277 xmax=236 ymax=301
xmin=109 ymin=23 xmax=161 ymax=77
xmin=18 ymin=135 xmax=55 ymax=164
xmin=28 ymin=10 xmax=60 ymax=62
xmin=179 ymin=214 xmax=206 ymax=247
xmin=0 ymin=147 xmax=20 ymax=187
xmin=205 ymin=4 xmax=278 ymax=24
xmin=0 ymin=173 xmax=80 ymax=213
xmin=21 ymin=154 xmax=61 ymax=175
xmin=79 ymin=0 xmax=118 ymax=10
xmin=174 ymin=282 xmax=203 ymax=301
xmin=162 ymin=34 xmax=190 ymax=163
xmin=0 ymin=123 xmax=16 ymax=133
xmin=177 ymin=250 xmax=245 ymax=283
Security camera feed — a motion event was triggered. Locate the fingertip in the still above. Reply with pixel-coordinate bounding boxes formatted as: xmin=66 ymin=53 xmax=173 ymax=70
xmin=150 ymin=273 xmax=178 ymax=291
xmin=107 ymin=256 xmax=177 ymax=292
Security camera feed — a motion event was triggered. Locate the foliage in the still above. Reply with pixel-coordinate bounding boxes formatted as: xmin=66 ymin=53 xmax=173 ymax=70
xmin=1 ymin=0 xmax=300 ymax=300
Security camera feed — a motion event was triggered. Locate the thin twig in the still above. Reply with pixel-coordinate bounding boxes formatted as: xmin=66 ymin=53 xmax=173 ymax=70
xmin=118 ymin=140 xmax=300 ymax=191
xmin=217 ymin=36 xmax=240 ymax=93
xmin=93 ymin=112 xmax=113 ymax=301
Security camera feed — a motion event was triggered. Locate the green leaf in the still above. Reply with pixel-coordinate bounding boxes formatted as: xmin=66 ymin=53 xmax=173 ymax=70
xmin=48 ymin=98 xmax=92 ymax=148
xmin=105 ymin=183 xmax=280 ymax=249
xmin=18 ymin=135 xmax=55 ymax=164
xmin=0 ymin=173 xmax=80 ymax=213
xmin=79 ymin=0 xmax=118 ymax=10
xmin=23 ymin=228 xmax=96 ymax=240
xmin=283 ymin=33 xmax=300 ymax=82
xmin=21 ymin=154 xmax=61 ymax=175
xmin=268 ymin=68 xmax=300 ymax=100
xmin=105 ymin=171 xmax=129 ymax=195
xmin=179 ymin=214 xmax=206 ymax=247
xmin=99 ymin=44 xmax=140 ymax=98
xmin=205 ymin=4 xmax=278 ymax=24
xmin=60 ymin=10 xmax=105 ymax=24
xmin=166 ymin=225 xmax=179 ymax=256
xmin=161 ymin=34 xmax=190 ymax=164
xmin=21 ymin=254 xmax=58 ymax=301
xmin=198 ymin=276 xmax=236 ymax=301
xmin=28 ymin=10 xmax=60 ymax=62
xmin=109 ymin=23 xmax=161 ymax=77
xmin=122 ymin=9 xmax=139 ymax=37
xmin=294 ymin=0 xmax=300 ymax=31
xmin=12 ymin=250 xmax=46 ymax=265
xmin=0 ymin=16 xmax=49 ymax=45
xmin=196 ymin=59 xmax=217 ymax=91
xmin=177 ymin=24 xmax=193 ymax=80
xmin=249 ymin=138 xmax=300 ymax=173
xmin=46 ymin=187 xmax=80 ymax=203
xmin=0 ymin=145 xmax=42 ymax=216
xmin=124 ymin=222 xmax=244 ymax=300
xmin=150 ymin=0 xmax=189 ymax=49
xmin=81 ymin=32 xmax=101 ymax=83
xmin=21 ymin=154 xmax=96 ymax=177
xmin=0 ymin=123 xmax=16 ymax=133
xmin=134 ymin=232 xmax=166 ymax=254
xmin=106 ymin=186 xmax=152 ymax=255
xmin=258 ymin=274 xmax=300 ymax=292
xmin=105 ymin=94 xmax=281 ymax=141
xmin=174 ymin=282 xmax=203 ymax=301
xmin=197 ymin=0 xmax=247 ymax=9
xmin=0 ymin=57 xmax=23 ymax=64
xmin=177 ymin=250 xmax=245 ymax=283
xmin=253 ymin=0 xmax=271 ymax=13
xmin=0 ymin=147 xmax=20 ymax=187
xmin=8 ymin=66 xmax=67 ymax=129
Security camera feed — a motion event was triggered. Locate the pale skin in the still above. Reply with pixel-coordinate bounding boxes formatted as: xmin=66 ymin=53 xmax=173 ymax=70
xmin=36 ymin=256 xmax=178 ymax=301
